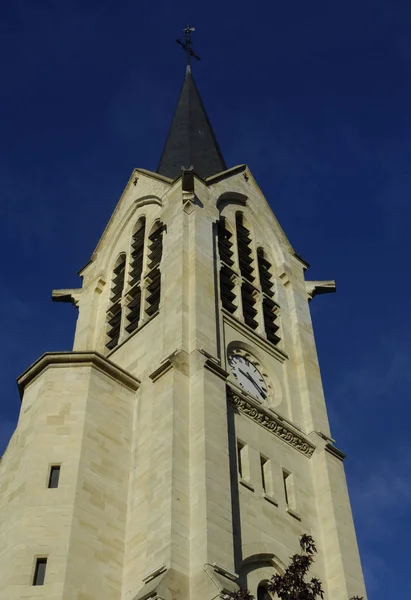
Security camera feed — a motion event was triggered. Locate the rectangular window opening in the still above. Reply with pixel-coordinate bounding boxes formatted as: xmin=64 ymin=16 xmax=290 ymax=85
xmin=237 ymin=442 xmax=244 ymax=479
xmin=260 ymin=455 xmax=268 ymax=492
xmin=48 ymin=465 xmax=61 ymax=489
xmin=283 ymin=469 xmax=290 ymax=506
xmin=33 ymin=557 xmax=47 ymax=586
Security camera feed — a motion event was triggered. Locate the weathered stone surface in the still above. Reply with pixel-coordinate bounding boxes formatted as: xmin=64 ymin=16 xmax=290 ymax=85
xmin=0 ymin=166 xmax=367 ymax=600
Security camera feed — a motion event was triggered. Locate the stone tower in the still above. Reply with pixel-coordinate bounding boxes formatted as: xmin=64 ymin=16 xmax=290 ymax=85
xmin=0 ymin=65 xmax=367 ymax=600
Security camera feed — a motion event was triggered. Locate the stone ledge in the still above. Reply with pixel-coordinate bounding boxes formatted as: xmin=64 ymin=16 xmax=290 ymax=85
xmin=222 ymin=311 xmax=288 ymax=364
xmin=287 ymin=507 xmax=302 ymax=521
xmin=149 ymin=349 xmax=183 ymax=382
xmin=263 ymin=493 xmax=278 ymax=507
xmin=17 ymin=351 xmax=141 ymax=398
xmin=108 ymin=310 xmax=159 ymax=358
xmin=203 ymin=358 xmax=229 ymax=380
xmin=205 ymin=163 xmax=247 ymax=185
xmin=227 ymin=386 xmax=315 ymax=458
xmin=325 ymin=443 xmax=346 ymax=461
xmin=149 ymin=349 xmax=229 ymax=383
xmin=239 ymin=478 xmax=254 ymax=492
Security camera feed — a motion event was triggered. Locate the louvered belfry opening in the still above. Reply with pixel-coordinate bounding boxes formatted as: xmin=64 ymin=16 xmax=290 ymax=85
xmin=106 ymin=254 xmax=126 ymax=350
xmin=125 ymin=218 xmax=146 ymax=334
xmin=145 ymin=222 xmax=164 ymax=317
xmin=217 ymin=217 xmax=237 ymax=314
xmin=257 ymin=247 xmax=281 ymax=345
xmin=236 ymin=213 xmax=258 ymax=330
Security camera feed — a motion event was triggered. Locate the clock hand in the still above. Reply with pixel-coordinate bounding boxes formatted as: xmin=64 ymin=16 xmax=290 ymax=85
xmin=243 ymin=372 xmax=267 ymax=398
xmin=238 ymin=368 xmax=265 ymax=396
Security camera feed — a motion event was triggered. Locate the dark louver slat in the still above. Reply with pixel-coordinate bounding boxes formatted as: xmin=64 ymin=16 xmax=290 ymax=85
xmin=218 ymin=220 xmax=235 ymax=268
xmin=107 ymin=310 xmax=122 ymax=328
xmin=145 ymin=224 xmax=164 ymax=317
xmin=127 ymin=291 xmax=142 ymax=310
xmin=241 ymin=282 xmax=258 ymax=330
xmin=146 ymin=288 xmax=160 ymax=306
xmin=129 ymin=274 xmax=143 ymax=288
xmin=106 ymin=337 xmax=119 ymax=350
xmin=236 ymin=216 xmax=255 ymax=286
xmin=125 ymin=221 xmax=146 ymax=334
xmin=219 ymin=248 xmax=234 ymax=266
xmin=218 ymin=219 xmax=237 ymax=313
xmin=125 ymin=316 xmax=140 ymax=334
xmin=257 ymin=250 xmax=281 ymax=346
xmin=108 ymin=299 xmax=122 ymax=316
xmin=146 ymin=267 xmax=161 ymax=285
xmin=113 ymin=261 xmax=125 ymax=276
xmin=106 ymin=256 xmax=126 ymax=350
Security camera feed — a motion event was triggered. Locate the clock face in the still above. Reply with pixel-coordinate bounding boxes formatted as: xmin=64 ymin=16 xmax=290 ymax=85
xmin=228 ymin=352 xmax=268 ymax=401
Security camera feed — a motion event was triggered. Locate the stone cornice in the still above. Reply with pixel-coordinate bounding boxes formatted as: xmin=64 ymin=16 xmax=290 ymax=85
xmin=149 ymin=349 xmax=229 ymax=383
xmin=202 ymin=351 xmax=229 ymax=380
xmin=149 ymin=358 xmax=174 ymax=382
xmin=325 ymin=443 xmax=346 ymax=461
xmin=134 ymin=168 xmax=173 ymax=184
xmin=17 ymin=352 xmax=141 ymax=398
xmin=227 ymin=387 xmax=315 ymax=458
xmin=205 ymin=164 xmax=247 ymax=185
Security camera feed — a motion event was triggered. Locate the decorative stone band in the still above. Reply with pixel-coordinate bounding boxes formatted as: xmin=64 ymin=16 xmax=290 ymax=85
xmin=227 ymin=386 xmax=315 ymax=458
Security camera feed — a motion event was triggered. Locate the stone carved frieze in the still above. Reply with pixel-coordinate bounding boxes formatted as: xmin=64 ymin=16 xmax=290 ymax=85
xmin=227 ymin=387 xmax=315 ymax=458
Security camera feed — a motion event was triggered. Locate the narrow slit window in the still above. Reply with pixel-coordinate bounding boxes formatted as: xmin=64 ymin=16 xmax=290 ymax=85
xmin=237 ymin=442 xmax=244 ymax=479
xmin=283 ymin=470 xmax=290 ymax=506
xmin=33 ymin=557 xmax=47 ymax=586
xmin=106 ymin=254 xmax=126 ymax=350
xmin=236 ymin=213 xmax=255 ymax=283
xmin=145 ymin=222 xmax=164 ymax=317
xmin=126 ymin=218 xmax=146 ymax=334
xmin=257 ymin=247 xmax=280 ymax=346
xmin=217 ymin=218 xmax=237 ymax=314
xmin=48 ymin=465 xmax=61 ymax=489
xmin=260 ymin=456 xmax=268 ymax=492
xmin=236 ymin=213 xmax=258 ymax=330
xmin=241 ymin=281 xmax=258 ymax=330
xmin=283 ymin=469 xmax=298 ymax=514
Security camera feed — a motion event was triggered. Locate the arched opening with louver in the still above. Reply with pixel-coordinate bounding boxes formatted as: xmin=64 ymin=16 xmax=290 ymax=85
xmin=106 ymin=253 xmax=126 ymax=350
xmin=217 ymin=216 xmax=237 ymax=314
xmin=236 ymin=212 xmax=258 ymax=330
xmin=145 ymin=221 xmax=165 ymax=317
xmin=257 ymin=248 xmax=280 ymax=346
xmin=125 ymin=218 xmax=146 ymax=334
xmin=257 ymin=581 xmax=272 ymax=600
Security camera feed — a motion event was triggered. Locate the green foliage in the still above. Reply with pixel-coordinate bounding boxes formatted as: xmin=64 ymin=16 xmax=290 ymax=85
xmin=228 ymin=589 xmax=255 ymax=600
xmin=227 ymin=535 xmax=363 ymax=600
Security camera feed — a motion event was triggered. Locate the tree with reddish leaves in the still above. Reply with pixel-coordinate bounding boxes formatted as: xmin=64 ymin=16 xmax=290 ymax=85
xmin=228 ymin=535 xmax=363 ymax=600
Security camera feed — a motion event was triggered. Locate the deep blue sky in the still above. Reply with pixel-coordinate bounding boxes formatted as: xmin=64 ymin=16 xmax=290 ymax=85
xmin=1 ymin=1 xmax=410 ymax=597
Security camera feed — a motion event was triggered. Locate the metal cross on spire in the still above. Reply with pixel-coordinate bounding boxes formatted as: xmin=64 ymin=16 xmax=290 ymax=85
xmin=176 ymin=24 xmax=201 ymax=66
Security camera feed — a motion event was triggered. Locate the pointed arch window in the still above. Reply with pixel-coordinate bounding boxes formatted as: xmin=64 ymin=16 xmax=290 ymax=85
xmin=106 ymin=254 xmax=126 ymax=350
xmin=125 ymin=218 xmax=146 ymax=334
xmin=145 ymin=222 xmax=165 ymax=317
xmin=217 ymin=212 xmax=281 ymax=348
xmin=236 ymin=213 xmax=258 ymax=330
xmin=257 ymin=248 xmax=280 ymax=345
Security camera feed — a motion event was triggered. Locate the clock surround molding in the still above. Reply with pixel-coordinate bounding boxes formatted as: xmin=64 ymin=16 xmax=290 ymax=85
xmin=227 ymin=347 xmax=272 ymax=403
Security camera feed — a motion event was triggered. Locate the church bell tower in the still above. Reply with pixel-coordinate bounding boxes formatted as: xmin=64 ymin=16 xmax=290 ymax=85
xmin=0 ymin=32 xmax=367 ymax=600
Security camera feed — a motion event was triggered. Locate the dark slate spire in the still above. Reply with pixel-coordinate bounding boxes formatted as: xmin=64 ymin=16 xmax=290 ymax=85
xmin=157 ymin=66 xmax=227 ymax=180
